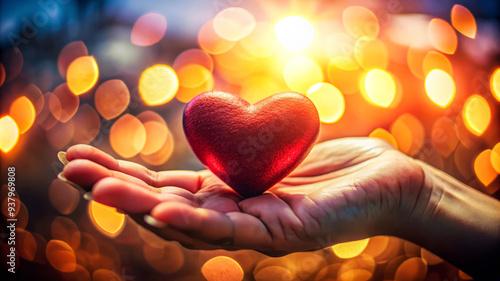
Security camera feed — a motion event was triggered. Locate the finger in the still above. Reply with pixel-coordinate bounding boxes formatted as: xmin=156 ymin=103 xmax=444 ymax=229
xmin=155 ymin=170 xmax=201 ymax=192
xmin=66 ymin=144 xmax=120 ymax=170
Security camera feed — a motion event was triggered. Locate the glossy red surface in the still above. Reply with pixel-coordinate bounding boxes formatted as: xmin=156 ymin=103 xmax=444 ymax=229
xmin=183 ymin=91 xmax=320 ymax=198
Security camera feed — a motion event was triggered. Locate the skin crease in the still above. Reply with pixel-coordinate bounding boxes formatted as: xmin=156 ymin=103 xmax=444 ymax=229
xmin=62 ymin=138 xmax=500 ymax=279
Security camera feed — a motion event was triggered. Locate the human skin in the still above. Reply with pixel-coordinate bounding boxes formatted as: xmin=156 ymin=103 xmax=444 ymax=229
xmin=61 ymin=138 xmax=500 ymax=279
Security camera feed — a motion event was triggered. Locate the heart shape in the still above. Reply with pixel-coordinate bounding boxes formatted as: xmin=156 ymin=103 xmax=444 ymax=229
xmin=183 ymin=91 xmax=320 ymax=198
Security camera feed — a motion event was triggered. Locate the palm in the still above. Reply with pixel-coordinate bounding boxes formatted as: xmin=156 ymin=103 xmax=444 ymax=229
xmin=62 ymin=138 xmax=424 ymax=254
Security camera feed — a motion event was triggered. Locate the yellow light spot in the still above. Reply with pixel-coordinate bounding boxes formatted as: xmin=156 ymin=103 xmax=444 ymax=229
xmin=361 ymin=69 xmax=396 ymax=107
xmin=198 ymin=20 xmax=236 ymax=55
xmin=57 ymin=41 xmax=88 ymax=78
xmin=240 ymin=75 xmax=281 ymax=104
xmin=9 ymin=96 xmax=35 ymax=134
xmin=274 ymin=16 xmax=314 ymax=51
xmin=140 ymin=131 xmax=174 ymax=166
xmin=0 ymin=116 xmax=19 ymax=153
xmin=338 ymin=269 xmax=372 ymax=281
xmin=240 ymin=21 xmax=278 ymax=58
xmin=176 ymin=75 xmax=214 ymax=103
xmin=213 ymin=7 xmax=255 ymax=41
xmin=66 ymin=56 xmax=99 ymax=95
xmin=110 ymin=114 xmax=146 ymax=158
xmin=332 ymin=238 xmax=370 ymax=259
xmin=407 ymin=45 xmax=428 ymax=79
xmin=137 ymin=111 xmax=169 ymax=155
xmin=451 ymin=4 xmax=476 ymax=39
xmin=94 ymin=79 xmax=130 ymax=120
xmin=474 ymin=150 xmax=498 ymax=187
xmin=462 ymin=95 xmax=491 ymax=136
xmin=139 ymin=64 xmax=178 ymax=106
xmin=354 ymin=37 xmax=388 ymax=69
xmin=369 ymin=128 xmax=398 ymax=149
xmin=491 ymin=68 xmax=500 ymax=102
xmin=283 ymin=57 xmax=323 ymax=93
xmin=394 ymin=257 xmax=427 ymax=281
xmin=428 ymin=18 xmax=457 ymax=54
xmin=306 ymin=82 xmax=345 ymax=123
xmin=342 ymin=6 xmax=379 ymax=39
xmin=177 ymin=64 xmax=211 ymax=88
xmin=391 ymin=113 xmax=425 ymax=156
xmin=45 ymin=240 xmax=77 ymax=272
xmin=492 ymin=143 xmax=500 ymax=174
xmin=131 ymin=13 xmax=167 ymax=46
xmin=425 ymin=69 xmax=455 ymax=108
xmin=173 ymin=48 xmax=213 ymax=72
xmin=201 ymin=256 xmax=244 ymax=281
xmin=88 ymin=200 xmax=125 ymax=237
xmin=423 ymin=51 xmax=452 ymax=75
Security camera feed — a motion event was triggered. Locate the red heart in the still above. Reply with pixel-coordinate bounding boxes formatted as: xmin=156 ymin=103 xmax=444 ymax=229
xmin=183 ymin=91 xmax=320 ymax=198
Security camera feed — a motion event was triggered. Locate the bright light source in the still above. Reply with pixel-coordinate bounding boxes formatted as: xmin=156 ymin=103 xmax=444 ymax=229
xmin=275 ymin=16 xmax=314 ymax=51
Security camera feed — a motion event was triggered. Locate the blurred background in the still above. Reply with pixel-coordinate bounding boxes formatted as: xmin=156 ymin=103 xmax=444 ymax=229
xmin=1 ymin=0 xmax=500 ymax=280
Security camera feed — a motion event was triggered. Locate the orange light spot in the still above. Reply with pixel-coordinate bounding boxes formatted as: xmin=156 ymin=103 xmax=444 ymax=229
xmin=354 ymin=37 xmax=388 ymax=70
xmin=0 ymin=62 xmax=5 ymax=87
xmin=391 ymin=113 xmax=425 ymax=156
xmin=110 ymin=114 xmax=146 ymax=158
xmin=177 ymin=64 xmax=212 ymax=88
xmin=47 ymin=120 xmax=75 ymax=150
xmin=307 ymin=82 xmax=345 ymax=123
xmin=474 ymin=150 xmax=498 ymax=187
xmin=49 ymin=179 xmax=80 ymax=215
xmin=137 ymin=111 xmax=168 ymax=155
xmin=213 ymin=7 xmax=255 ymax=41
xmin=66 ymin=56 xmax=99 ymax=95
xmin=462 ymin=95 xmax=491 ymax=136
xmin=451 ymin=4 xmax=476 ymax=39
xmin=72 ymin=104 xmax=100 ymax=144
xmin=407 ymin=45 xmax=429 ymax=79
xmin=431 ymin=117 xmax=458 ymax=157
xmin=425 ymin=69 xmax=455 ymax=108
xmin=201 ymin=256 xmax=244 ymax=281
xmin=492 ymin=143 xmax=500 ymax=174
xmin=327 ymin=62 xmax=362 ymax=95
xmin=369 ymin=128 xmax=398 ymax=149
xmin=394 ymin=257 xmax=427 ymax=281
xmin=88 ymin=200 xmax=125 ymax=237
xmin=9 ymin=96 xmax=35 ymax=134
xmin=338 ymin=269 xmax=372 ymax=281
xmin=254 ymin=266 xmax=294 ymax=281
xmin=275 ymin=16 xmax=315 ymax=51
xmin=139 ymin=64 xmax=178 ymax=106
xmin=17 ymin=229 xmax=37 ymax=261
xmin=57 ymin=41 xmax=88 ymax=78
xmin=94 ymin=79 xmax=130 ymax=120
xmin=45 ymin=240 xmax=77 ymax=272
xmin=131 ymin=13 xmax=167 ymax=46
xmin=92 ymin=269 xmax=122 ymax=281
xmin=332 ymin=239 xmax=370 ymax=259
xmin=0 ymin=116 xmax=19 ymax=153
xmin=36 ymin=92 xmax=58 ymax=131
xmin=420 ymin=248 xmax=443 ymax=266
xmin=361 ymin=69 xmax=396 ymax=107
xmin=140 ymin=131 xmax=174 ymax=166
xmin=176 ymin=74 xmax=214 ymax=103
xmin=283 ymin=57 xmax=323 ymax=93
xmin=142 ymin=242 xmax=184 ymax=274
xmin=49 ymin=83 xmax=79 ymax=122
xmin=428 ymin=18 xmax=457 ymax=54
xmin=173 ymin=48 xmax=213 ymax=72
xmin=50 ymin=216 xmax=81 ymax=249
xmin=343 ymin=6 xmax=379 ymax=39
xmin=491 ymin=68 xmax=500 ymax=102
xmin=423 ymin=51 xmax=452 ymax=75
xmin=198 ymin=20 xmax=236 ymax=54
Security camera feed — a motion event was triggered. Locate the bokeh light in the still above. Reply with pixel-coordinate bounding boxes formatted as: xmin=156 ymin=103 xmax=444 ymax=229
xmin=139 ymin=64 xmax=179 ymax=106
xmin=66 ymin=56 xmax=99 ymax=95
xmin=137 ymin=110 xmax=169 ymax=155
xmin=342 ymin=6 xmax=379 ymax=39
xmin=177 ymin=64 xmax=212 ymax=88
xmin=462 ymin=95 xmax=491 ymax=136
xmin=492 ymin=143 xmax=500 ymax=174
xmin=474 ymin=150 xmax=498 ymax=187
xmin=131 ymin=13 xmax=167 ymax=46
xmin=49 ymin=83 xmax=79 ymax=123
xmin=213 ymin=7 xmax=255 ymax=41
xmin=88 ymin=200 xmax=125 ymax=237
xmin=306 ymin=82 xmax=345 ymax=123
xmin=451 ymin=4 xmax=477 ymax=39
xmin=274 ymin=16 xmax=314 ymax=51
xmin=71 ymin=104 xmax=101 ymax=144
xmin=354 ymin=37 xmax=388 ymax=70
xmin=425 ymin=69 xmax=455 ymax=108
xmin=283 ymin=57 xmax=323 ymax=93
xmin=57 ymin=41 xmax=88 ymax=78
xmin=491 ymin=68 xmax=500 ymax=102
xmin=369 ymin=128 xmax=398 ymax=149
xmin=46 ymin=239 xmax=77 ymax=272
xmin=198 ymin=20 xmax=236 ymax=54
xmin=110 ymin=114 xmax=147 ymax=158
xmin=332 ymin=238 xmax=370 ymax=259
xmin=48 ymin=179 xmax=80 ymax=215
xmin=173 ymin=48 xmax=214 ymax=72
xmin=428 ymin=18 xmax=457 ymax=54
xmin=394 ymin=257 xmax=427 ymax=281
xmin=9 ymin=96 xmax=35 ymax=134
xmin=94 ymin=79 xmax=130 ymax=120
xmin=391 ymin=114 xmax=425 ymax=156
xmin=423 ymin=51 xmax=452 ymax=75
xmin=0 ymin=116 xmax=19 ymax=152
xmin=0 ymin=62 xmax=5 ymax=87
xmin=361 ymin=69 xmax=396 ymax=107
xmin=201 ymin=256 xmax=244 ymax=281
xmin=240 ymin=22 xmax=278 ymax=58
xmin=143 ymin=242 xmax=184 ymax=274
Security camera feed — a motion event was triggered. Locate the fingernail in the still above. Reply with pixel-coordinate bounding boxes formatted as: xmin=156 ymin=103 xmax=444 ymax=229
xmin=57 ymin=151 xmax=69 ymax=165
xmin=83 ymin=192 xmax=94 ymax=201
xmin=144 ymin=215 xmax=167 ymax=228
xmin=58 ymin=172 xmax=85 ymax=194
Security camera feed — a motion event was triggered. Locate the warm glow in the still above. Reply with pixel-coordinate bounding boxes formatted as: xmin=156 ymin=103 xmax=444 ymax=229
xmin=407 ymin=45 xmax=428 ymax=79
xmin=140 ymin=131 xmax=174 ymax=166
xmin=428 ymin=18 xmax=457 ymax=54
xmin=45 ymin=240 xmax=77 ymax=272
xmin=425 ymin=69 xmax=455 ymax=108
xmin=176 ymin=75 xmax=214 ymax=103
xmin=474 ymin=150 xmax=498 ymax=187
xmin=240 ymin=21 xmax=278 ymax=58
xmin=431 ymin=117 xmax=458 ymax=157
xmin=463 ymin=95 xmax=491 ymax=136
xmin=274 ymin=16 xmax=315 ymax=51
xmin=213 ymin=7 xmax=255 ymax=41
xmin=173 ymin=48 xmax=213 ymax=72
xmin=491 ymin=68 xmax=500 ymax=102
xmin=0 ymin=116 xmax=19 ymax=153
xmin=306 ymin=82 xmax=345 ymax=123
xmin=338 ymin=269 xmax=372 ymax=281
xmin=142 ymin=242 xmax=184 ymax=274
xmin=240 ymin=75 xmax=281 ymax=104
xmin=394 ymin=257 xmax=427 ymax=281
xmin=49 ymin=179 xmax=80 ymax=215
xmin=177 ymin=64 xmax=212 ymax=88
xmin=391 ymin=114 xmax=425 ymax=156
xmin=354 ymin=37 xmax=388 ymax=70
xmin=94 ymin=79 xmax=130 ymax=120
xmin=451 ymin=4 xmax=476 ymax=39
xmin=72 ymin=104 xmax=100 ymax=144
xmin=332 ymin=238 xmax=370 ymax=259
xmin=137 ymin=111 xmax=168 ymax=155
xmin=362 ymin=69 xmax=396 ymax=107
xmin=49 ymin=83 xmax=80 ymax=123
xmin=139 ymin=64 xmax=179 ymax=106
xmin=420 ymin=248 xmax=443 ymax=266
xmin=110 ymin=114 xmax=147 ymax=158
xmin=9 ymin=96 xmax=35 ymax=134
xmin=131 ymin=13 xmax=167 ymax=46
xmin=283 ymin=57 xmax=323 ymax=93
xmin=492 ymin=143 xmax=500 ymax=174
xmin=57 ymin=41 xmax=88 ymax=78
xmin=369 ymin=128 xmax=398 ymax=149
xmin=343 ymin=6 xmax=379 ymax=39
xmin=0 ymin=63 xmax=5 ymax=87
xmin=201 ymin=256 xmax=244 ymax=281
xmin=88 ymin=200 xmax=125 ymax=236
xmin=66 ymin=56 xmax=99 ymax=95
xmin=423 ymin=51 xmax=452 ymax=75
xmin=198 ymin=20 xmax=236 ymax=54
